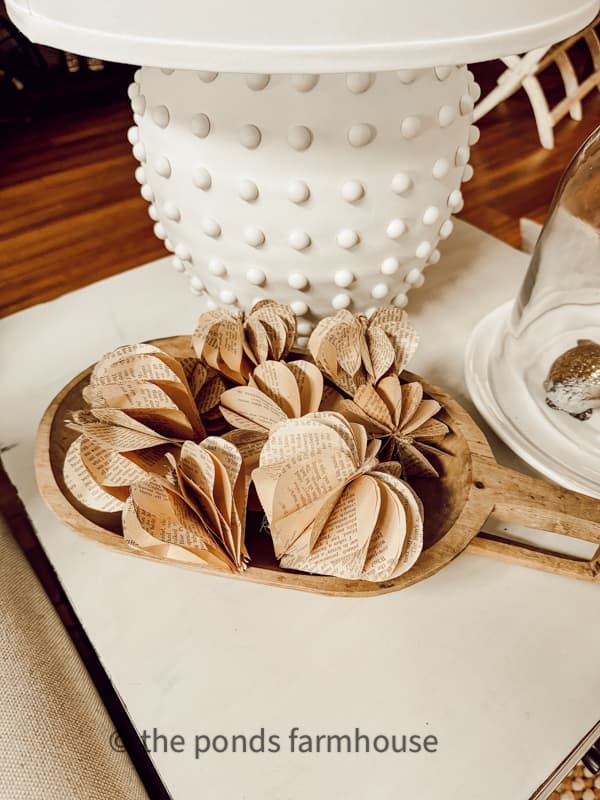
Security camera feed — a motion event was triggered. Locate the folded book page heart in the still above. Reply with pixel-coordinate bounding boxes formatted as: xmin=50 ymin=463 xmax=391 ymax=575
xmin=123 ymin=438 xmax=248 ymax=572
xmin=220 ymin=359 xmax=323 ymax=471
xmin=63 ymin=343 xmax=205 ymax=510
xmin=308 ymin=308 xmax=419 ymax=397
xmin=252 ymin=411 xmax=424 ymax=582
xmin=192 ymin=300 xmax=296 ymax=386
xmin=325 ymin=376 xmax=449 ymax=478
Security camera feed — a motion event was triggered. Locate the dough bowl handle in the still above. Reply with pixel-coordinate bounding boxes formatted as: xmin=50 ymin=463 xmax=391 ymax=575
xmin=467 ymin=461 xmax=600 ymax=582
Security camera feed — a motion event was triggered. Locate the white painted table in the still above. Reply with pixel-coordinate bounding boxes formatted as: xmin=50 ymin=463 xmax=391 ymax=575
xmin=1 ymin=221 xmax=599 ymax=800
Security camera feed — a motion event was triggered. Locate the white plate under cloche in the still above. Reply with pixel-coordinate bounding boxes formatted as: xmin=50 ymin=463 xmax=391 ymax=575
xmin=464 ymin=301 xmax=600 ymax=500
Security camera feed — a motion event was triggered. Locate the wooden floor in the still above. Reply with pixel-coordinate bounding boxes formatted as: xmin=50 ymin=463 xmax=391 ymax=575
xmin=1 ymin=66 xmax=599 ymax=318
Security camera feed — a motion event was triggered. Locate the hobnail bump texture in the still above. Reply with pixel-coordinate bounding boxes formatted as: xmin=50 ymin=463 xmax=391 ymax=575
xmin=130 ymin=67 xmax=478 ymax=327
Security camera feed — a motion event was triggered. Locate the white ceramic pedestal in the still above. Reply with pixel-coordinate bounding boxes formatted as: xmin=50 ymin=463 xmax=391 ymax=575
xmin=130 ymin=67 xmax=479 ymax=331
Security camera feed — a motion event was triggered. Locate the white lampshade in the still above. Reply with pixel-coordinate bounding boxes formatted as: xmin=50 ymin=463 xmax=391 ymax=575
xmin=6 ymin=0 xmax=599 ymax=71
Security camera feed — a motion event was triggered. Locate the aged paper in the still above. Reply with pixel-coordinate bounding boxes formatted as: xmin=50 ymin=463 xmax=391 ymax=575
xmin=220 ymin=360 xmax=324 ymax=472
xmin=327 ymin=376 xmax=448 ymax=478
xmin=63 ymin=437 xmax=124 ymax=513
xmin=192 ymin=300 xmax=296 ymax=385
xmin=253 ymin=411 xmax=425 ymax=581
xmin=309 ymin=308 xmax=420 ymax=396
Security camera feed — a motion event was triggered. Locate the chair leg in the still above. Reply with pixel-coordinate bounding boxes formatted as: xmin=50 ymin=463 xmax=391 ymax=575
xmin=473 ymin=69 xmax=523 ymax=121
xmin=584 ymin=28 xmax=600 ymax=93
xmin=521 ymin=74 xmax=555 ymax=149
xmin=555 ymin=51 xmax=583 ymax=120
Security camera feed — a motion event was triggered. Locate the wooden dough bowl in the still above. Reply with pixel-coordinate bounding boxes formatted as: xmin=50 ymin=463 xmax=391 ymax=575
xmin=35 ymin=336 xmax=600 ymax=597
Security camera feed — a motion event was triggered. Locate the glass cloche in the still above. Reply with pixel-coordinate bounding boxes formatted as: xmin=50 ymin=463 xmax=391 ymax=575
xmin=466 ymin=126 xmax=600 ymax=498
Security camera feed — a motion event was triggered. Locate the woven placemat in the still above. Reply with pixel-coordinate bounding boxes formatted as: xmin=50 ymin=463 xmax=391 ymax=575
xmin=551 ymin=763 xmax=600 ymax=800
xmin=0 ymin=515 xmax=148 ymax=800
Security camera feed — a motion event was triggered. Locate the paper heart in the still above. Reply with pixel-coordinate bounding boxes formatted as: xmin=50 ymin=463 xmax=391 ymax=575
xmin=308 ymin=308 xmax=419 ymax=396
xmin=64 ymin=343 xmax=204 ymax=505
xmin=252 ymin=411 xmax=424 ymax=581
xmin=124 ymin=437 xmax=248 ymax=572
xmin=192 ymin=300 xmax=296 ymax=385
xmin=326 ymin=376 xmax=449 ymax=477
xmin=220 ymin=359 xmax=323 ymax=471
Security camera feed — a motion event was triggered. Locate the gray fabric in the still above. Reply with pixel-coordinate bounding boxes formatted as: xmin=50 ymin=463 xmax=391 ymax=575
xmin=0 ymin=516 xmax=149 ymax=800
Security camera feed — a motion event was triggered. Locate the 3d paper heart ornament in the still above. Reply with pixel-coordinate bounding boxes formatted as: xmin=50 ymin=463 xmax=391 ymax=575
xmin=192 ymin=300 xmax=296 ymax=385
xmin=123 ymin=438 xmax=248 ymax=572
xmin=308 ymin=308 xmax=419 ymax=396
xmin=220 ymin=359 xmax=323 ymax=470
xmin=252 ymin=411 xmax=424 ymax=581
xmin=327 ymin=376 xmax=449 ymax=477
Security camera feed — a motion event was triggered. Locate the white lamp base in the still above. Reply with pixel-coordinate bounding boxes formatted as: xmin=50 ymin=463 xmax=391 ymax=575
xmin=465 ymin=301 xmax=600 ymax=499
xmin=129 ymin=66 xmax=479 ymax=336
